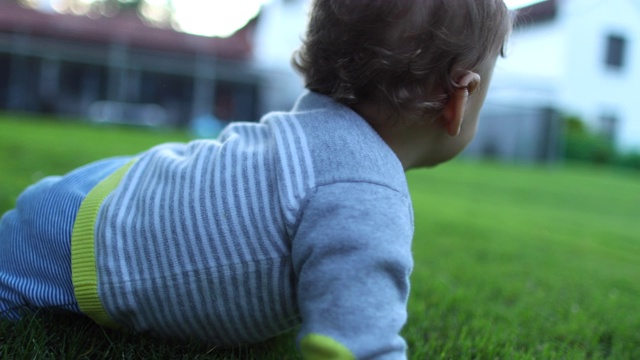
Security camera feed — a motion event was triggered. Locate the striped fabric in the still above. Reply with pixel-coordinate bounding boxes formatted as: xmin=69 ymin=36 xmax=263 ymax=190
xmin=1 ymin=91 xmax=414 ymax=358
xmin=0 ymin=157 xmax=131 ymax=319
xmin=94 ymin=115 xmax=316 ymax=344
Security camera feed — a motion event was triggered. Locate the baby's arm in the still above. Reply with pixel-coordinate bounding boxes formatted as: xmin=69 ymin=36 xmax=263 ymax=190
xmin=292 ymin=182 xmax=413 ymax=360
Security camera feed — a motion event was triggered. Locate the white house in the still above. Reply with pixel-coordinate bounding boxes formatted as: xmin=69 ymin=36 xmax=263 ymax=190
xmin=252 ymin=0 xmax=309 ymax=114
xmin=489 ymin=0 xmax=640 ymax=152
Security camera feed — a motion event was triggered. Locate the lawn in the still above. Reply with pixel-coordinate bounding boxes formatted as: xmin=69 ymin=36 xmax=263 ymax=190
xmin=1 ymin=115 xmax=639 ymax=359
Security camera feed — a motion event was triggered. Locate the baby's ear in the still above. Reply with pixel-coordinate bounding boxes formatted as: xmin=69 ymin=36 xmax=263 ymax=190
xmin=441 ymin=71 xmax=481 ymax=136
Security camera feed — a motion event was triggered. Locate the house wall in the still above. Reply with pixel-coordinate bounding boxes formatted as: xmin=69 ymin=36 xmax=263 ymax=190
xmin=489 ymin=0 xmax=640 ymax=152
xmin=252 ymin=0 xmax=308 ymax=114
xmin=561 ymin=0 xmax=640 ymax=151
xmin=490 ymin=15 xmax=565 ymax=105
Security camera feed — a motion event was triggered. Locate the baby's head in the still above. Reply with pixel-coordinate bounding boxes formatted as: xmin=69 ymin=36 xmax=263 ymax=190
xmin=293 ymin=0 xmax=512 ymax=125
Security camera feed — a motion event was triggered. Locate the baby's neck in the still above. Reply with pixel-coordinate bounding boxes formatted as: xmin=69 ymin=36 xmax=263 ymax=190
xmin=352 ymin=102 xmax=444 ymax=170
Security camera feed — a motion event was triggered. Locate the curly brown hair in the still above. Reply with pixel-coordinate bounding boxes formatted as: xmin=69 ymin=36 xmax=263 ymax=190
xmin=292 ymin=0 xmax=513 ymax=123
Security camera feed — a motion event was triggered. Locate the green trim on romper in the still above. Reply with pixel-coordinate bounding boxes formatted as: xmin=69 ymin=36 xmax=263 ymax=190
xmin=300 ymin=334 xmax=356 ymax=360
xmin=71 ymin=159 xmax=136 ymax=329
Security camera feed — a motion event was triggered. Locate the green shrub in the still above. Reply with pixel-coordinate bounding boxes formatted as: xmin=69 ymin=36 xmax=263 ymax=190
xmin=562 ymin=115 xmax=639 ymax=170
xmin=614 ymin=151 xmax=640 ymax=170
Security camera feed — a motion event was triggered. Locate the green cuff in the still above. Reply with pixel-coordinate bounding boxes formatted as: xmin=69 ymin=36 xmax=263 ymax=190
xmin=300 ymin=333 xmax=356 ymax=360
xmin=71 ymin=159 xmax=136 ymax=329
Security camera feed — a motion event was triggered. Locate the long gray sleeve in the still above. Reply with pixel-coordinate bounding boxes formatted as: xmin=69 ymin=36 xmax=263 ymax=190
xmin=292 ymin=182 xmax=414 ymax=359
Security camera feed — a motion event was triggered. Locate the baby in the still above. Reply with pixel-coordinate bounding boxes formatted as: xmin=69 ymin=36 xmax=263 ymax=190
xmin=0 ymin=0 xmax=512 ymax=358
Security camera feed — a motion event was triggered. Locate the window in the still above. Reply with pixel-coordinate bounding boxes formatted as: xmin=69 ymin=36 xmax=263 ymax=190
xmin=599 ymin=114 xmax=618 ymax=143
xmin=605 ymin=34 xmax=626 ymax=69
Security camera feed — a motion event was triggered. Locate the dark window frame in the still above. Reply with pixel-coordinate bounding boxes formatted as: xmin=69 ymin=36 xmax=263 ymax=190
xmin=605 ymin=34 xmax=627 ymax=70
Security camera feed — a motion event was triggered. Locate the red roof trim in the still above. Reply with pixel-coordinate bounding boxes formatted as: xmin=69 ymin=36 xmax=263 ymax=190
xmin=0 ymin=2 xmax=255 ymax=59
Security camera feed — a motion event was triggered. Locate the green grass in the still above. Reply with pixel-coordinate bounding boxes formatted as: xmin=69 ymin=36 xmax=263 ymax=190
xmin=1 ymin=114 xmax=639 ymax=359
xmin=405 ymin=163 xmax=639 ymax=359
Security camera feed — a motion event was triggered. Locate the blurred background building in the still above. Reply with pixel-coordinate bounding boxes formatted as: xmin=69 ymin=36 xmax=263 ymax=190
xmin=0 ymin=0 xmax=273 ymax=127
xmin=0 ymin=0 xmax=638 ymax=161
xmin=488 ymin=0 xmax=640 ymax=155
